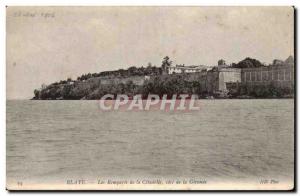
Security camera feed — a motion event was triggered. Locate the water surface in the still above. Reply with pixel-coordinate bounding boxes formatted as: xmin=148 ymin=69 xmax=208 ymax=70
xmin=6 ymin=99 xmax=294 ymax=187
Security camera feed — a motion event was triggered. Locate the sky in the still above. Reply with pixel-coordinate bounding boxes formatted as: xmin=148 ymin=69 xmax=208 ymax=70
xmin=6 ymin=6 xmax=294 ymax=99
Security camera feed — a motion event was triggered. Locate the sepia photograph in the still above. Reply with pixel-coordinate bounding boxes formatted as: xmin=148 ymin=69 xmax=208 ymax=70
xmin=6 ymin=6 xmax=295 ymax=190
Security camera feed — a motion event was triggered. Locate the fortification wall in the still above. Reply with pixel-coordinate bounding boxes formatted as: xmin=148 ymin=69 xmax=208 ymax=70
xmin=218 ymin=68 xmax=241 ymax=91
xmin=87 ymin=75 xmax=146 ymax=86
xmin=241 ymin=64 xmax=294 ymax=89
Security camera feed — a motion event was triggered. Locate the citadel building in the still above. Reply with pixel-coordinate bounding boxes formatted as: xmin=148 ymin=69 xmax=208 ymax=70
xmin=165 ymin=56 xmax=294 ymax=95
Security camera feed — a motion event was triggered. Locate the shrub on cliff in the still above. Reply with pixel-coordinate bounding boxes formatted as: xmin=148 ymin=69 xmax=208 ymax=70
xmin=140 ymin=74 xmax=203 ymax=98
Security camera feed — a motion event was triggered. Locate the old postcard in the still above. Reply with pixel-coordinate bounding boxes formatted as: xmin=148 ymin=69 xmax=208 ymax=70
xmin=6 ymin=6 xmax=294 ymax=190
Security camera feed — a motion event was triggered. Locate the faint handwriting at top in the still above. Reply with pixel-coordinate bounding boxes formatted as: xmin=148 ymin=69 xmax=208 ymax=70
xmin=13 ymin=11 xmax=55 ymax=18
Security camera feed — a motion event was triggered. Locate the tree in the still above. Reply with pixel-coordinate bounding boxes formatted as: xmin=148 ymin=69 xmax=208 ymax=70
xmin=61 ymin=85 xmax=72 ymax=99
xmin=232 ymin=57 xmax=264 ymax=68
xmin=128 ymin=66 xmax=138 ymax=76
xmin=162 ymin=56 xmax=172 ymax=70
xmin=33 ymin=89 xmax=40 ymax=99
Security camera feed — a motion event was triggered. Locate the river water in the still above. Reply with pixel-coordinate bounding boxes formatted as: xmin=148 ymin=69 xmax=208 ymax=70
xmin=6 ymin=99 xmax=294 ymax=189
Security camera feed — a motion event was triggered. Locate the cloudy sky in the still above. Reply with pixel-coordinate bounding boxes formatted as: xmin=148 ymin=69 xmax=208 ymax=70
xmin=7 ymin=6 xmax=294 ymax=99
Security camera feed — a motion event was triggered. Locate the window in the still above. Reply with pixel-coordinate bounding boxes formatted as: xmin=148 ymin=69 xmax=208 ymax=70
xmin=256 ymin=72 xmax=261 ymax=81
xmin=262 ymin=71 xmax=267 ymax=81
xmin=246 ymin=72 xmax=251 ymax=81
xmin=273 ymin=71 xmax=278 ymax=81
xmin=251 ymin=72 xmax=256 ymax=81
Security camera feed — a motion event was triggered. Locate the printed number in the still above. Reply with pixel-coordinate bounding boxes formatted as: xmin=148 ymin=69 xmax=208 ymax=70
xmin=17 ymin=181 xmax=23 ymax=186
